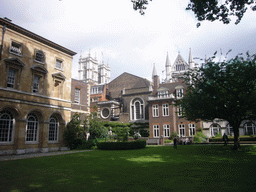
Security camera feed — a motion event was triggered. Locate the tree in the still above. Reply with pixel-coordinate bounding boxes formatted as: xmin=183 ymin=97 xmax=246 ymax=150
xmin=180 ymin=52 xmax=256 ymax=150
xmin=131 ymin=0 xmax=256 ymax=27
xmin=64 ymin=113 xmax=88 ymax=149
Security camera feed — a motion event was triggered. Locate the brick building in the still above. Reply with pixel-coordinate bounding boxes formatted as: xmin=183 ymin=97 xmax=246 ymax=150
xmin=71 ymin=79 xmax=90 ymax=121
xmin=0 ymin=18 xmax=76 ymax=154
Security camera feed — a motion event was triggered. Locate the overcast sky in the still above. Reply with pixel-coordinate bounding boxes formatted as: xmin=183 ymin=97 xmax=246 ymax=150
xmin=1 ymin=0 xmax=256 ymax=82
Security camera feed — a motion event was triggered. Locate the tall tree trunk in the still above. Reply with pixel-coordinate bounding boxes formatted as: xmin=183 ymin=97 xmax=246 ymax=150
xmin=232 ymin=124 xmax=240 ymax=150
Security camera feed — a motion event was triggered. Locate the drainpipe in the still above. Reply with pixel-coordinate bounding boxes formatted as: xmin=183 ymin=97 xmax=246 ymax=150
xmin=0 ymin=25 xmax=6 ymax=61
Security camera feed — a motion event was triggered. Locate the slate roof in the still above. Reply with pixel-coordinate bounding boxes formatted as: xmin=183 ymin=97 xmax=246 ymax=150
xmin=108 ymin=72 xmax=151 ymax=99
xmin=158 ymin=81 xmax=187 ymax=93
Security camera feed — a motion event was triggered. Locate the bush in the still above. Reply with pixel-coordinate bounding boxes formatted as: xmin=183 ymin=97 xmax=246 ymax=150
xmin=97 ymin=140 xmax=147 ymax=150
xmin=76 ymin=139 xmax=95 ymax=149
xmin=193 ymin=131 xmax=207 ymax=143
xmin=140 ymin=130 xmax=149 ymax=137
xmin=169 ymin=132 xmax=178 ymax=140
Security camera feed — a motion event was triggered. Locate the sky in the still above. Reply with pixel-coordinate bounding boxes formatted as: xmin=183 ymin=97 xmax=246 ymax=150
xmin=1 ymin=0 xmax=256 ymax=82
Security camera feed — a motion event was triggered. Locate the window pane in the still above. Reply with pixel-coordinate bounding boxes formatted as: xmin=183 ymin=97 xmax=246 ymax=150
xmin=0 ymin=111 xmax=13 ymax=142
xmin=75 ymin=89 xmax=80 ymax=103
xmin=33 ymin=76 xmax=40 ymax=93
xmin=26 ymin=114 xmax=38 ymax=142
xmin=7 ymin=69 xmax=15 ymax=88
xmin=49 ymin=117 xmax=58 ymax=141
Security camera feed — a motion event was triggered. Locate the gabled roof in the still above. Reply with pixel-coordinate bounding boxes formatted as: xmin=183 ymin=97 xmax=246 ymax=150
xmin=108 ymin=72 xmax=151 ymax=99
xmin=172 ymin=53 xmax=189 ymax=69
xmin=158 ymin=81 xmax=187 ymax=93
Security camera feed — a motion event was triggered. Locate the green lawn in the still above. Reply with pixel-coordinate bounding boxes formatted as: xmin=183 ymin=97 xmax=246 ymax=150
xmin=1 ymin=145 xmax=256 ymax=192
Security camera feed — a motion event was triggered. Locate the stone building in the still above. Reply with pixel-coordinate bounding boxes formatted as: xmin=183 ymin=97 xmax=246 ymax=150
xmin=0 ymin=17 xmax=76 ymax=155
xmin=78 ymin=52 xmax=110 ymax=85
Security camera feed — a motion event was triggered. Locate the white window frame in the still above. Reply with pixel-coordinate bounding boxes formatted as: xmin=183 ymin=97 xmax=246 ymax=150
xmin=189 ymin=124 xmax=196 ymax=136
xmin=176 ymin=89 xmax=183 ymax=99
xmin=162 ymin=104 xmax=169 ymax=116
xmin=210 ymin=124 xmax=220 ymax=137
xmin=34 ymin=50 xmax=45 ymax=63
xmin=131 ymin=98 xmax=144 ymax=120
xmin=153 ymin=125 xmax=159 ymax=138
xmin=74 ymin=88 xmax=80 ymax=103
xmin=26 ymin=113 xmax=39 ymax=143
xmin=226 ymin=124 xmax=233 ymax=136
xmin=48 ymin=116 xmax=59 ymax=142
xmin=152 ymin=104 xmax=159 ymax=117
xmin=158 ymin=91 xmax=168 ymax=98
xmin=32 ymin=75 xmax=40 ymax=93
xmin=179 ymin=124 xmax=185 ymax=137
xmin=0 ymin=110 xmax=14 ymax=143
xmin=177 ymin=105 xmax=183 ymax=117
xmin=163 ymin=124 xmax=170 ymax=137
xmin=55 ymin=59 xmax=63 ymax=70
xmin=244 ymin=122 xmax=256 ymax=135
xmin=7 ymin=68 xmax=16 ymax=88
xmin=9 ymin=41 xmax=22 ymax=55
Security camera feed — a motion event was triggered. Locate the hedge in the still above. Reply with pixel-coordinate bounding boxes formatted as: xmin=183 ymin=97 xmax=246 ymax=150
xmin=97 ymin=140 xmax=146 ymax=150
xmin=209 ymin=137 xmax=256 ymax=142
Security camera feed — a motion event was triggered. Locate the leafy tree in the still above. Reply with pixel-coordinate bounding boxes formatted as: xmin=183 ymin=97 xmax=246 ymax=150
xmin=64 ymin=113 xmax=88 ymax=149
xmin=131 ymin=0 xmax=256 ymax=26
xmin=180 ymin=52 xmax=256 ymax=150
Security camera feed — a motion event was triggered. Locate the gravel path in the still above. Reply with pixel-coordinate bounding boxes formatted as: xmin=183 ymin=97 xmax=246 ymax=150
xmin=0 ymin=150 xmax=92 ymax=161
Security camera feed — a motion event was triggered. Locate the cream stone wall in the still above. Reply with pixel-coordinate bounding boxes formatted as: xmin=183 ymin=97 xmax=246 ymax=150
xmin=0 ymin=20 xmax=76 ymax=155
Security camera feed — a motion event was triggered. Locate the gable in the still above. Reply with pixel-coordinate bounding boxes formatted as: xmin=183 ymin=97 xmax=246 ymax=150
xmin=108 ymin=72 xmax=150 ymax=99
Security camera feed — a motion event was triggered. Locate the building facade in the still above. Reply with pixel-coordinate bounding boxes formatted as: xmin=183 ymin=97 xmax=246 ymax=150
xmin=148 ymin=75 xmax=201 ymax=139
xmin=96 ymin=72 xmax=152 ymax=123
xmin=0 ymin=18 xmax=76 ymax=155
xmin=71 ymin=79 xmax=90 ymax=121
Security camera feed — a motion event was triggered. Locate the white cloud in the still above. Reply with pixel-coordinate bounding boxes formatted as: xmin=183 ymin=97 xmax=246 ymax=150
xmin=1 ymin=0 xmax=256 ymax=81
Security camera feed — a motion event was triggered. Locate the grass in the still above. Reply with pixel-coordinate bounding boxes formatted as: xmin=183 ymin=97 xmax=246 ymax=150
xmin=1 ymin=145 xmax=256 ymax=192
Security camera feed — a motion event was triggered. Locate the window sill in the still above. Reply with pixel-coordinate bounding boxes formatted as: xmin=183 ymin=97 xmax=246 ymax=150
xmin=34 ymin=60 xmax=46 ymax=65
xmin=55 ymin=67 xmax=64 ymax=72
xmin=9 ymin=51 xmax=22 ymax=57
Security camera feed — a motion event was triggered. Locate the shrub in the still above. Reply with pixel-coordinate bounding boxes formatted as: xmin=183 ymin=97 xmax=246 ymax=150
xmin=76 ymin=139 xmax=95 ymax=149
xmin=97 ymin=140 xmax=146 ymax=150
xmin=169 ymin=132 xmax=178 ymax=140
xmin=140 ymin=130 xmax=149 ymax=137
xmin=193 ymin=131 xmax=207 ymax=143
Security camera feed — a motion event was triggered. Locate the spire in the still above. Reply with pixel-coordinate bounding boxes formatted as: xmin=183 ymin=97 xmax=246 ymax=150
xmin=188 ymin=48 xmax=193 ymax=64
xmin=165 ymin=52 xmax=171 ymax=67
xmin=188 ymin=48 xmax=195 ymax=69
xmin=152 ymin=63 xmax=157 ymax=77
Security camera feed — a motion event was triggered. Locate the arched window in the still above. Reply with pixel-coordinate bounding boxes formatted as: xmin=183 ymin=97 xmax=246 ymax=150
xmin=210 ymin=124 xmax=220 ymax=137
xmin=49 ymin=116 xmax=59 ymax=142
xmin=244 ymin=122 xmax=256 ymax=135
xmin=131 ymin=98 xmax=144 ymax=120
xmin=0 ymin=110 xmax=14 ymax=142
xmin=226 ymin=124 xmax=233 ymax=136
xmin=26 ymin=113 xmax=39 ymax=142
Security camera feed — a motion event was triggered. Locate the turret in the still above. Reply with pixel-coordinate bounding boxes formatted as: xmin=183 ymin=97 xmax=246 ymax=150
xmin=165 ymin=52 xmax=171 ymax=83
xmin=152 ymin=63 xmax=159 ymax=95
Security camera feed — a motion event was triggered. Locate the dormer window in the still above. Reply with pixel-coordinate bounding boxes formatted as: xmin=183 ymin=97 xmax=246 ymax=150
xmin=10 ymin=41 xmax=22 ymax=55
xmin=35 ymin=50 xmax=45 ymax=63
xmin=158 ymin=91 xmax=168 ymax=98
xmin=176 ymin=89 xmax=183 ymax=99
